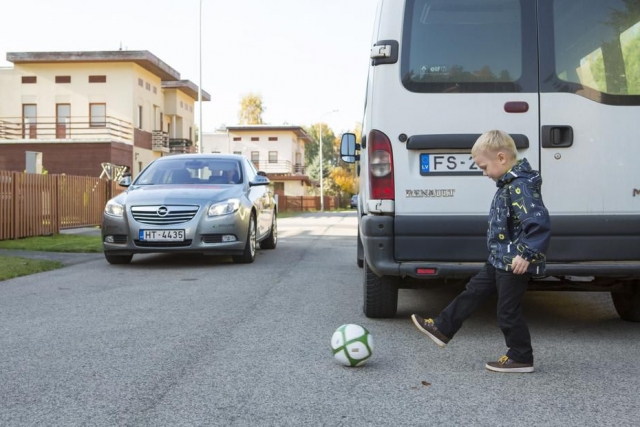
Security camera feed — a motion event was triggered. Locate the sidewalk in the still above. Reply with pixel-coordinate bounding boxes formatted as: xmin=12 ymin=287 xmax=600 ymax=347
xmin=0 ymin=227 xmax=103 ymax=266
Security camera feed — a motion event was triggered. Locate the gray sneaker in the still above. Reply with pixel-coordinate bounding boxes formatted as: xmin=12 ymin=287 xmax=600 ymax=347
xmin=485 ymin=355 xmax=534 ymax=373
xmin=411 ymin=314 xmax=450 ymax=348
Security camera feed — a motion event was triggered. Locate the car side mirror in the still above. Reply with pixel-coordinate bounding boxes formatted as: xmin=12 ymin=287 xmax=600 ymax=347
xmin=250 ymin=175 xmax=270 ymax=187
xmin=340 ymin=133 xmax=360 ymax=163
xmin=118 ymin=175 xmax=132 ymax=187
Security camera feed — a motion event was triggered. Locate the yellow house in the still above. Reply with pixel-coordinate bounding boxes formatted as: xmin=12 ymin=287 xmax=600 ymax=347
xmin=0 ymin=50 xmax=210 ymax=178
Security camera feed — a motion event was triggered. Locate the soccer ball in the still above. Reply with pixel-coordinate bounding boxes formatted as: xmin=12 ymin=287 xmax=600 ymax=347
xmin=331 ymin=324 xmax=373 ymax=367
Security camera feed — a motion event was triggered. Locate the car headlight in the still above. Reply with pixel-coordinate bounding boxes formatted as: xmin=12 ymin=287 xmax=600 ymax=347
xmin=105 ymin=201 xmax=124 ymax=217
xmin=208 ymin=199 xmax=240 ymax=216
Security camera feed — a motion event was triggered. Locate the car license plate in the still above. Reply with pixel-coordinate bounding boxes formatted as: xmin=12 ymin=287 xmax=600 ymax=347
xmin=420 ymin=154 xmax=482 ymax=176
xmin=139 ymin=229 xmax=185 ymax=242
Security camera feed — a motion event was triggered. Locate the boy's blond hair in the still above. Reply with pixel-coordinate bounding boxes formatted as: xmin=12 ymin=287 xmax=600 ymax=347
xmin=471 ymin=130 xmax=518 ymax=159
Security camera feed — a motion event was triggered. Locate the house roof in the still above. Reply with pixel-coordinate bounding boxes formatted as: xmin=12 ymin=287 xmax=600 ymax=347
xmin=7 ymin=50 xmax=181 ymax=82
xmin=162 ymin=80 xmax=211 ymax=102
xmin=267 ymin=174 xmax=313 ymax=186
xmin=226 ymin=125 xmax=312 ymax=143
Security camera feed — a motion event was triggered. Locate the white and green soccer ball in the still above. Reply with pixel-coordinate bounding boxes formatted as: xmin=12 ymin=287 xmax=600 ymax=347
xmin=331 ymin=324 xmax=373 ymax=367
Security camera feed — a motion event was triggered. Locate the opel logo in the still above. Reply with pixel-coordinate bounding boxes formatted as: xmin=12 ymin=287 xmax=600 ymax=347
xmin=157 ymin=206 xmax=169 ymax=217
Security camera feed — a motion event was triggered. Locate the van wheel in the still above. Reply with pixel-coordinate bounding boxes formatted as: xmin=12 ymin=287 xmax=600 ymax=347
xmin=356 ymin=228 xmax=364 ymax=268
xmin=611 ymin=281 xmax=640 ymax=322
xmin=363 ymin=257 xmax=399 ymax=318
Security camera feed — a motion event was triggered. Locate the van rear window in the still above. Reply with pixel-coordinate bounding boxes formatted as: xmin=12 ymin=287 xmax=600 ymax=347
xmin=401 ymin=0 xmax=536 ymax=93
xmin=551 ymin=0 xmax=640 ymax=97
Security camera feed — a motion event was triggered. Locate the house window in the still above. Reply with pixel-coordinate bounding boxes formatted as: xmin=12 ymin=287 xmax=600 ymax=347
xmin=153 ymin=86 xmax=157 ymax=94
xmin=21 ymin=76 xmax=37 ymax=84
xmin=145 ymin=82 xmax=150 ymax=91
xmin=251 ymin=137 xmax=259 ymax=141
xmin=138 ymin=78 xmax=143 ymax=87
xmin=251 ymin=151 xmax=260 ymax=168
xmin=55 ymin=76 xmax=71 ymax=83
xmin=56 ymin=104 xmax=70 ymax=138
xmin=268 ymin=136 xmax=278 ymax=141
xmin=233 ymin=137 xmax=241 ymax=141
xmin=22 ymin=104 xmax=37 ymax=138
xmin=90 ymin=103 xmax=106 ymax=127
xmin=89 ymin=75 xmax=107 ymax=83
xmin=137 ymin=105 xmax=143 ymax=129
xmin=269 ymin=151 xmax=278 ymax=163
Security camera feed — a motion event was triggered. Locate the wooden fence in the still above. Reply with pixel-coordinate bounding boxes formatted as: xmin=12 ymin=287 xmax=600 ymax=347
xmin=0 ymin=170 xmax=345 ymax=240
xmin=0 ymin=171 xmax=121 ymax=241
xmin=276 ymin=195 xmax=341 ymax=212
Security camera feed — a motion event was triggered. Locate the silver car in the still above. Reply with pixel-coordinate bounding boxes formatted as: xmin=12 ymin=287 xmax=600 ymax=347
xmin=101 ymin=154 xmax=277 ymax=265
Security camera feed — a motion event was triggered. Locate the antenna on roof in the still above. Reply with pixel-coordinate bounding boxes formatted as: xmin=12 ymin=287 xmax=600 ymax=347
xmin=119 ymin=42 xmax=122 ymax=51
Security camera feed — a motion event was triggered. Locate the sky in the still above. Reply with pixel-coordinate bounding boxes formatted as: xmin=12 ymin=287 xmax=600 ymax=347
xmin=0 ymin=0 xmax=379 ymax=134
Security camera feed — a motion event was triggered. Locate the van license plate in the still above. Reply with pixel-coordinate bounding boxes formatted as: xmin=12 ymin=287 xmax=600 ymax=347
xmin=139 ymin=230 xmax=185 ymax=242
xmin=420 ymin=154 xmax=482 ymax=176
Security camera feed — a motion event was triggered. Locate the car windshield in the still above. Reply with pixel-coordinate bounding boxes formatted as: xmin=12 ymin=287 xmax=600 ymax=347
xmin=134 ymin=158 xmax=243 ymax=185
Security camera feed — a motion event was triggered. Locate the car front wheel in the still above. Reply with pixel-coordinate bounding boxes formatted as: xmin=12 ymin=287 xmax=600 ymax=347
xmin=260 ymin=213 xmax=277 ymax=249
xmin=233 ymin=214 xmax=256 ymax=264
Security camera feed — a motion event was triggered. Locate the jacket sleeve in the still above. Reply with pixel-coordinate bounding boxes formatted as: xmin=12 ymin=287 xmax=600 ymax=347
xmin=508 ymin=180 xmax=551 ymax=262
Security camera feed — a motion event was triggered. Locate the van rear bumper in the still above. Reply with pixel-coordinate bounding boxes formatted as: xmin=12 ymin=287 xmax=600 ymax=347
xmin=361 ymin=214 xmax=640 ymax=280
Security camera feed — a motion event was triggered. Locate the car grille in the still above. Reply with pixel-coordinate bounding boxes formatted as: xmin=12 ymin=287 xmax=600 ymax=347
xmin=131 ymin=205 xmax=199 ymax=225
xmin=134 ymin=240 xmax=193 ymax=248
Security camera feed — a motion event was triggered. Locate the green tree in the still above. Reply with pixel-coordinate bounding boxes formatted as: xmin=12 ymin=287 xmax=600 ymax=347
xmin=238 ymin=93 xmax=265 ymax=125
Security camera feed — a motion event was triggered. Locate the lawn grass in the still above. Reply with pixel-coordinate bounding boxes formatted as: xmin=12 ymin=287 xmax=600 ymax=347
xmin=0 ymin=256 xmax=63 ymax=281
xmin=0 ymin=234 xmax=102 ymax=253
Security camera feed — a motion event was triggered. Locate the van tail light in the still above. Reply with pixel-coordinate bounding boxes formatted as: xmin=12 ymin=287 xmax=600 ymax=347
xmin=368 ymin=130 xmax=394 ymax=200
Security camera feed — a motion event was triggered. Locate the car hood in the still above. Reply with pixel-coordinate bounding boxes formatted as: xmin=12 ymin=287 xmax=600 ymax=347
xmin=118 ymin=185 xmax=241 ymax=206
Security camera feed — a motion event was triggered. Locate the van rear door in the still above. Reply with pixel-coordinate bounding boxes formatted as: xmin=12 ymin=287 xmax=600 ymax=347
xmin=391 ymin=0 xmax=540 ymax=217
xmin=537 ymin=0 xmax=640 ymax=262
xmin=538 ymin=0 xmax=640 ymax=215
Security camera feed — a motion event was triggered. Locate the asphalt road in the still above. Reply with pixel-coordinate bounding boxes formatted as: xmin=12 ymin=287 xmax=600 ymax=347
xmin=1 ymin=212 xmax=639 ymax=427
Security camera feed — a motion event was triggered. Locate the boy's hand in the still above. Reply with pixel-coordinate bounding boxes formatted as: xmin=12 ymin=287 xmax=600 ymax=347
xmin=511 ymin=255 xmax=530 ymax=275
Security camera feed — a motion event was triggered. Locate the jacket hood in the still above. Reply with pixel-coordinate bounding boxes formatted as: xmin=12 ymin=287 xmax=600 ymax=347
xmin=497 ymin=158 xmax=541 ymax=189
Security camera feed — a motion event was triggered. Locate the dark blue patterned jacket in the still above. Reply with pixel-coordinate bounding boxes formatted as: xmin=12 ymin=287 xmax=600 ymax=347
xmin=487 ymin=158 xmax=551 ymax=275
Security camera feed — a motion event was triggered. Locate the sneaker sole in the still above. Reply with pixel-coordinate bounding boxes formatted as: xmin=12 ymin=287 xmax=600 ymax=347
xmin=411 ymin=315 xmax=447 ymax=348
xmin=485 ymin=364 xmax=534 ymax=373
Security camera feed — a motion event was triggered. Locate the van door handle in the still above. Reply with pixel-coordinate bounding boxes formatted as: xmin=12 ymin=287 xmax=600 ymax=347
xmin=541 ymin=126 xmax=573 ymax=148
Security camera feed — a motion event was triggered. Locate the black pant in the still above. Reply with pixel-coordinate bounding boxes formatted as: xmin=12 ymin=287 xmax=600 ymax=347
xmin=434 ymin=263 xmax=533 ymax=363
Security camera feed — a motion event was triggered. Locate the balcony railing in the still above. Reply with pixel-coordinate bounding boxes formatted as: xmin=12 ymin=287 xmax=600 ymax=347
xmin=152 ymin=130 xmax=170 ymax=153
xmin=0 ymin=116 xmax=133 ymax=142
xmin=169 ymin=138 xmax=195 ymax=154
xmin=252 ymin=160 xmax=306 ymax=175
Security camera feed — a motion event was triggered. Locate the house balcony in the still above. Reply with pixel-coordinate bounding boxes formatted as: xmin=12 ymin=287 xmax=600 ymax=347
xmin=252 ymin=160 xmax=306 ymax=175
xmin=0 ymin=116 xmax=133 ymax=143
xmin=169 ymin=138 xmax=195 ymax=154
xmin=152 ymin=130 xmax=170 ymax=153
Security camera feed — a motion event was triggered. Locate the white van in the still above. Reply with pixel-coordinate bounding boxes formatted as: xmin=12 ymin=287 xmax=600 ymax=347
xmin=340 ymin=0 xmax=640 ymax=321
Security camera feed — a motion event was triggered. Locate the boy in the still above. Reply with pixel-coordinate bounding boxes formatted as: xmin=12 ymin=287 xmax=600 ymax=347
xmin=411 ymin=130 xmax=551 ymax=373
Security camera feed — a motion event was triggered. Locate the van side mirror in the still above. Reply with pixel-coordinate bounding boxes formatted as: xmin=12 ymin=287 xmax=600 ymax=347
xmin=340 ymin=133 xmax=360 ymax=164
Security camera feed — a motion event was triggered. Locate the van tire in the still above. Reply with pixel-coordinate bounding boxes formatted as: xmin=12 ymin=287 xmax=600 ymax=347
xmin=356 ymin=229 xmax=364 ymax=268
xmin=611 ymin=281 xmax=640 ymax=322
xmin=363 ymin=257 xmax=399 ymax=318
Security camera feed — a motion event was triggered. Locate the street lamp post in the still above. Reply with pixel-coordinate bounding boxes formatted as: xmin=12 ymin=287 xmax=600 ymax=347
xmin=198 ymin=0 xmax=203 ymax=153
xmin=319 ymin=110 xmax=338 ymax=211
